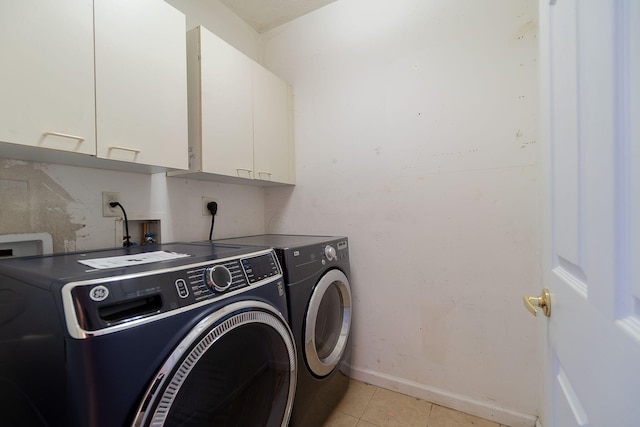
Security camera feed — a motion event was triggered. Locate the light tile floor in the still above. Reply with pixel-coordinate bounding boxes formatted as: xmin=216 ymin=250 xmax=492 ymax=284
xmin=322 ymin=380 xmax=510 ymax=427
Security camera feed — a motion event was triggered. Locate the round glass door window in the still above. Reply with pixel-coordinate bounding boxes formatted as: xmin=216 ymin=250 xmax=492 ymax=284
xmin=304 ymin=269 xmax=352 ymax=377
xmin=133 ymin=301 xmax=296 ymax=427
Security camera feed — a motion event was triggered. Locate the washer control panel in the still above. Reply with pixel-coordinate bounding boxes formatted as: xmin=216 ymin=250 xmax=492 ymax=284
xmin=188 ymin=258 xmax=246 ymax=301
xmin=324 ymin=245 xmax=337 ymax=261
xmin=203 ymin=265 xmax=233 ymax=292
xmin=64 ymin=250 xmax=282 ymax=337
xmin=322 ymin=240 xmax=348 ymax=264
xmin=242 ymin=253 xmax=280 ymax=283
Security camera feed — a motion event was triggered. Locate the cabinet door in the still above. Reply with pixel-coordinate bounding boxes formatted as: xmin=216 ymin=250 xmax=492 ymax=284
xmin=199 ymin=28 xmax=254 ymax=178
xmin=94 ymin=0 xmax=188 ymax=169
xmin=252 ymin=64 xmax=294 ymax=184
xmin=0 ymin=0 xmax=95 ymax=155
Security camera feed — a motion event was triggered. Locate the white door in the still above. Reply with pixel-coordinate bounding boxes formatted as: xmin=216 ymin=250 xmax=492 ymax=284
xmin=537 ymin=1 xmax=640 ymax=426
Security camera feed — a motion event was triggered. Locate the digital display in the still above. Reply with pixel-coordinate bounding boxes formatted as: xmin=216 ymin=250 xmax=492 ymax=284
xmin=242 ymin=253 xmax=281 ymax=284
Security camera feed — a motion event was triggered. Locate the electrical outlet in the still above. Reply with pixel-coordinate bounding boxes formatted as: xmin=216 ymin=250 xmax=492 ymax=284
xmin=202 ymin=197 xmax=218 ymax=216
xmin=103 ymin=192 xmax=121 ymax=217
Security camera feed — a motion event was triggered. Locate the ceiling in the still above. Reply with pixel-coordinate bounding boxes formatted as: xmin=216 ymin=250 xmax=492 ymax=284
xmin=219 ymin=0 xmax=340 ymax=33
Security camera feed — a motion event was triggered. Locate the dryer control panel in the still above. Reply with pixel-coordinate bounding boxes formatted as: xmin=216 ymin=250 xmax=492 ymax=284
xmin=62 ymin=249 xmax=282 ymax=339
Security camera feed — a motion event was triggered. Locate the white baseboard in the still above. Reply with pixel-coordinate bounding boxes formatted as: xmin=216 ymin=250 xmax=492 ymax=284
xmin=349 ymin=366 xmax=538 ymax=427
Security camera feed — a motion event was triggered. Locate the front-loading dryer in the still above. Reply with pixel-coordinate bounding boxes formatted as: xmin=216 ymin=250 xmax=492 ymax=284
xmin=212 ymin=235 xmax=353 ymax=427
xmin=0 ymin=243 xmax=296 ymax=427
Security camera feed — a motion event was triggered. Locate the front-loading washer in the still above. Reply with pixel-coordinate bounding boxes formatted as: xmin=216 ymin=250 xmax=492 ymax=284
xmin=0 ymin=242 xmax=296 ymax=427
xmin=212 ymin=235 xmax=352 ymax=427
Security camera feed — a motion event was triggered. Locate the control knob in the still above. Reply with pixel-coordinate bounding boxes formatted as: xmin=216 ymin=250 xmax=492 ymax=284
xmin=204 ymin=265 xmax=232 ymax=292
xmin=324 ymin=245 xmax=337 ymax=261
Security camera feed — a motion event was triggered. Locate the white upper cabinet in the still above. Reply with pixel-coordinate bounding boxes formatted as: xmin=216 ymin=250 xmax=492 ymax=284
xmin=0 ymin=0 xmax=188 ymax=172
xmin=94 ymin=0 xmax=188 ymax=170
xmin=170 ymin=26 xmax=294 ymax=186
xmin=0 ymin=0 xmax=96 ymax=155
xmin=196 ymin=27 xmax=254 ymax=179
xmin=253 ymin=63 xmax=295 ymax=184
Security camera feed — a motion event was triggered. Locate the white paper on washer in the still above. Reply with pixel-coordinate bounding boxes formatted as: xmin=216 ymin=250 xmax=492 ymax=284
xmin=78 ymin=251 xmax=191 ymax=269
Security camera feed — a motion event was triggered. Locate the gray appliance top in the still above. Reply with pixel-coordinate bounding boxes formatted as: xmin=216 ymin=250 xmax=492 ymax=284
xmin=212 ymin=234 xmax=346 ymax=249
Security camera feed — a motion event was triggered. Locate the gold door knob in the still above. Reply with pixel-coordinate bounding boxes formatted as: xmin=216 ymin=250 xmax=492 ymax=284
xmin=523 ymin=288 xmax=551 ymax=317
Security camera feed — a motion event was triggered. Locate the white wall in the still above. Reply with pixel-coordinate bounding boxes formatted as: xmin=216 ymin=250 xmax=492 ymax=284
xmin=0 ymin=159 xmax=265 ymax=251
xmin=165 ymin=0 xmax=260 ymax=61
xmin=261 ymin=0 xmax=540 ymax=425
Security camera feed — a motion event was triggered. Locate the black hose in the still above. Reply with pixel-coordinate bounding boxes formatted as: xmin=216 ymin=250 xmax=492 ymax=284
xmin=209 ymin=215 xmax=215 ymax=240
xmin=207 ymin=201 xmax=218 ymax=240
xmin=110 ymin=202 xmax=131 ymax=247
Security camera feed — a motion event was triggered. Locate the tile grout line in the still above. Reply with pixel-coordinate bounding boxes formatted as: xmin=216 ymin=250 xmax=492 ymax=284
xmin=325 ymin=383 xmax=381 ymax=426
xmin=423 ymin=401 xmax=434 ymax=427
xmin=361 ymin=385 xmax=379 ymax=415
xmin=358 ymin=385 xmax=382 ymax=426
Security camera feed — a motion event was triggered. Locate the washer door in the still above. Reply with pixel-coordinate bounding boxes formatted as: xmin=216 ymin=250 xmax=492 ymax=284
xmin=304 ymin=269 xmax=352 ymax=377
xmin=132 ymin=301 xmax=296 ymax=427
